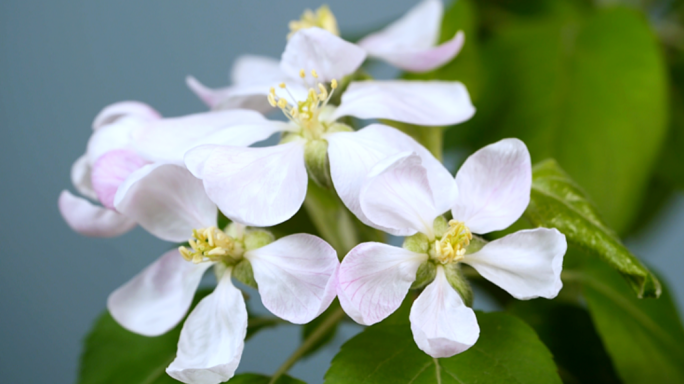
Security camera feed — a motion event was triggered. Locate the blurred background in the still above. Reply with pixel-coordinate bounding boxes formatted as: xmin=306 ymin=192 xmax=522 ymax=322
xmin=1 ymin=0 xmax=682 ymax=383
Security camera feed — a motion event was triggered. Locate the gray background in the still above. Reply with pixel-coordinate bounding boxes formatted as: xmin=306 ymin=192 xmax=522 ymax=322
xmin=0 ymin=1 xmax=682 ymax=383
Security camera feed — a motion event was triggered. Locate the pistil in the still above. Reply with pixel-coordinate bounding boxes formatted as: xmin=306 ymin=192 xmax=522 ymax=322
xmin=179 ymin=226 xmax=244 ymax=264
xmin=432 ymin=220 xmax=472 ymax=264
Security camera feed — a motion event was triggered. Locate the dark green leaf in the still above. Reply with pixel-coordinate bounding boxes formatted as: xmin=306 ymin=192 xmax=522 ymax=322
xmin=324 ymin=312 xmax=561 ymax=384
xmin=508 ymin=300 xmax=620 ymax=384
xmin=474 ymin=6 xmax=668 ymax=233
xmin=79 ymin=289 xmax=281 ymax=384
xmin=577 ymin=257 xmax=684 ymax=384
xmin=226 ymin=373 xmax=306 ymax=384
xmin=525 ymin=159 xmax=660 ymax=298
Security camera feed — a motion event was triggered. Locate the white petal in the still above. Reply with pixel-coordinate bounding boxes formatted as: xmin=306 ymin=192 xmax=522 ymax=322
xmin=167 ymin=271 xmax=247 ymax=384
xmin=337 ymin=242 xmax=427 ymax=325
xmin=184 ymin=142 xmax=307 ymax=227
xmin=58 ymin=190 xmax=136 ymax=237
xmin=186 ymin=76 xmax=274 ymax=113
xmin=91 ymin=149 xmax=149 ymax=209
xmin=331 ymin=80 xmax=475 ymax=126
xmin=107 ymin=250 xmax=212 ymax=337
xmin=114 ymin=164 xmax=217 ymax=242
xmin=360 ymin=153 xmax=440 ymax=236
xmin=246 ymin=234 xmax=339 ymax=324
xmin=131 ymin=109 xmax=285 ymax=166
xmin=452 ymin=138 xmax=532 ymax=234
xmin=410 ymin=266 xmax=480 ymax=358
xmin=70 ymin=154 xmax=97 ymax=200
xmin=86 ymin=116 xmax=142 ymax=164
xmin=358 ymin=0 xmax=463 ymax=72
xmin=92 ymin=101 xmax=161 ymax=130
xmin=463 ymin=228 xmax=566 ymax=300
xmin=327 ymin=124 xmax=457 ymax=227
xmin=280 ymin=27 xmax=366 ymax=83
xmin=231 ymin=54 xmax=283 ymax=85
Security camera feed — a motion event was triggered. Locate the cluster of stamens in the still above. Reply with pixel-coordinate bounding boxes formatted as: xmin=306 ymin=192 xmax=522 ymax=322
xmin=433 ymin=220 xmax=472 ymax=264
xmin=268 ymin=69 xmax=338 ymax=133
xmin=179 ymin=226 xmax=244 ymax=264
xmin=288 ymin=5 xmax=339 ymax=38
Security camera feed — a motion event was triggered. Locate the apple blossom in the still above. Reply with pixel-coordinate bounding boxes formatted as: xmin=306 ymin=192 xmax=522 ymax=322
xmin=337 ymin=139 xmax=567 ymax=358
xmin=106 ymin=162 xmax=339 ymax=384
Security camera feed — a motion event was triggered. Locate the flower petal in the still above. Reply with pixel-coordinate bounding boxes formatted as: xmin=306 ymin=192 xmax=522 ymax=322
xmin=131 ymin=109 xmax=286 ymax=166
xmin=91 ymin=149 xmax=149 ymax=209
xmin=327 ymin=124 xmax=457 ymax=227
xmin=280 ymin=27 xmax=366 ymax=83
xmin=92 ymin=101 xmax=161 ymax=130
xmin=58 ymin=190 xmax=136 ymax=237
xmin=452 ymin=138 xmax=532 ymax=234
xmin=107 ymin=249 xmax=212 ymax=337
xmin=184 ymin=142 xmax=307 ymax=227
xmin=114 ymin=164 xmax=217 ymax=242
xmin=231 ymin=54 xmax=284 ymax=85
xmin=167 ymin=271 xmax=247 ymax=384
xmin=70 ymin=154 xmax=97 ymax=200
xmin=463 ymin=228 xmax=566 ymax=300
xmin=246 ymin=234 xmax=339 ymax=324
xmin=186 ymin=76 xmax=274 ymax=113
xmin=331 ymin=80 xmax=475 ymax=126
xmin=410 ymin=266 xmax=479 ymax=358
xmin=337 ymin=242 xmax=427 ymax=325
xmin=358 ymin=0 xmax=463 ymax=72
xmin=86 ymin=116 xmax=142 ymax=164
xmin=360 ymin=153 xmax=440 ymax=236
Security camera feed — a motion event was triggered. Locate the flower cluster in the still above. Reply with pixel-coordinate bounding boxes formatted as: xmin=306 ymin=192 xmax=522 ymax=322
xmin=59 ymin=2 xmax=567 ymax=383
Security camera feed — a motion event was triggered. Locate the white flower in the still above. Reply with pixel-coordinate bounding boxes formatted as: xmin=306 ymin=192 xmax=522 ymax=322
xmin=185 ymin=64 xmax=474 ymax=227
xmin=58 ymin=101 xmax=277 ymax=238
xmin=187 ymin=0 xmax=464 ymax=110
xmin=336 ymin=139 xmax=567 ymax=358
xmin=106 ymin=163 xmax=339 ymax=384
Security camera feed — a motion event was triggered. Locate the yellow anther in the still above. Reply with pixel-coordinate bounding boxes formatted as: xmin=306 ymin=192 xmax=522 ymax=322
xmin=300 ymin=69 xmax=306 ymax=78
xmin=317 ymin=83 xmax=328 ymax=99
xmin=179 ymin=226 xmax=244 ymax=264
xmin=277 ymin=98 xmax=288 ymax=109
xmin=267 ymin=93 xmax=277 ymax=107
xmin=288 ymin=5 xmax=340 ymax=38
xmin=279 ymin=82 xmax=286 ymax=88
xmin=311 ymin=69 xmax=319 ymax=78
xmin=331 ymin=79 xmax=338 ymax=89
xmin=434 ymin=220 xmax=472 ymax=264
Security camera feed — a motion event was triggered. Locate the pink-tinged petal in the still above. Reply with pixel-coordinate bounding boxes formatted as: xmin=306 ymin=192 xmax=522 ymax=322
xmin=327 ymin=124 xmax=456 ymax=227
xmin=360 ymin=153 xmax=440 ymax=236
xmin=463 ymin=228 xmax=566 ymax=300
xmin=114 ymin=164 xmax=217 ymax=242
xmin=167 ymin=271 xmax=247 ymax=384
xmin=186 ymin=76 xmax=274 ymax=113
xmin=184 ymin=142 xmax=307 ymax=227
xmin=58 ymin=190 xmax=136 ymax=237
xmin=246 ymin=234 xmax=339 ymax=324
xmin=337 ymin=242 xmax=427 ymax=325
xmin=107 ymin=249 xmax=212 ymax=337
xmin=92 ymin=101 xmax=161 ymax=130
xmin=131 ymin=109 xmax=286 ymax=166
xmin=91 ymin=149 xmax=149 ymax=209
xmin=70 ymin=154 xmax=97 ymax=200
xmin=231 ymin=54 xmax=283 ymax=85
xmin=452 ymin=138 xmax=531 ymax=234
xmin=331 ymin=80 xmax=475 ymax=126
xmin=410 ymin=266 xmax=480 ymax=358
xmin=358 ymin=0 xmax=463 ymax=72
xmin=86 ymin=117 xmax=142 ymax=164
xmin=281 ymin=27 xmax=366 ymax=83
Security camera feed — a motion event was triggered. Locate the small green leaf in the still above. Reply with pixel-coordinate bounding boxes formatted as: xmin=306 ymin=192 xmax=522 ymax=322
xmin=576 ymin=257 xmax=684 ymax=384
xmin=525 ymin=159 xmax=660 ymax=298
xmin=79 ymin=290 xmax=282 ymax=384
xmin=324 ymin=312 xmax=561 ymax=384
xmin=508 ymin=300 xmax=621 ymax=383
xmin=227 ymin=373 xmax=306 ymax=384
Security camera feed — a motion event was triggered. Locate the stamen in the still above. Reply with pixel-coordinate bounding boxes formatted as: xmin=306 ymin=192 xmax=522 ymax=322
xmin=279 ymin=82 xmax=286 ymax=88
xmin=179 ymin=226 xmax=244 ymax=264
xmin=434 ymin=220 xmax=472 ymax=264
xmin=311 ymin=69 xmax=318 ymax=78
xmin=331 ymin=79 xmax=338 ymax=89
xmin=299 ymin=69 xmax=306 ymax=78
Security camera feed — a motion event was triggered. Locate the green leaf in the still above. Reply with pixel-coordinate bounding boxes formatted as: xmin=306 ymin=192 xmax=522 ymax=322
xmin=227 ymin=373 xmax=306 ymax=384
xmin=525 ymin=159 xmax=660 ymax=298
xmin=576 ymin=257 xmax=684 ymax=384
xmin=324 ymin=312 xmax=561 ymax=384
xmin=79 ymin=289 xmax=282 ymax=384
xmin=474 ymin=6 xmax=668 ymax=233
xmin=507 ymin=300 xmax=621 ymax=384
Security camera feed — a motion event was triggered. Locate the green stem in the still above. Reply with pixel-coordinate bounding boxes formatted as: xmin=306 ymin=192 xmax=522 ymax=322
xmin=268 ymin=307 xmax=347 ymax=384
